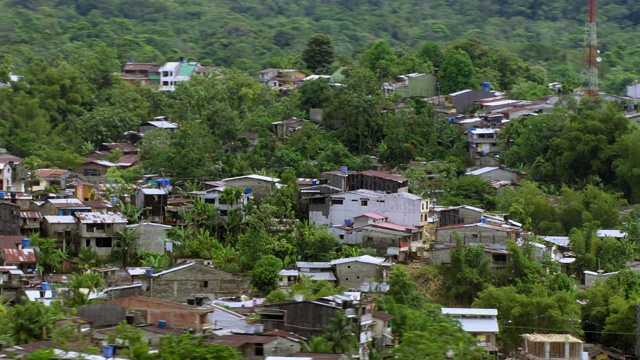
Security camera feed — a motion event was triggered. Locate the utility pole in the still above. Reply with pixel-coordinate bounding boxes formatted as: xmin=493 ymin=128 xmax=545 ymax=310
xmin=584 ymin=0 xmax=599 ymax=97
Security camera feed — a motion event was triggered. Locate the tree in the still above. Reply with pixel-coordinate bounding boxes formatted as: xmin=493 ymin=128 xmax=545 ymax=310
xmin=22 ymin=156 xmax=42 ymax=194
xmin=301 ymin=34 xmax=335 ymax=74
xmin=440 ymin=175 xmax=496 ymax=210
xmin=321 ymin=311 xmax=358 ymax=354
xmin=114 ymin=227 xmax=139 ymax=268
xmin=419 ymin=41 xmax=443 ymax=66
xmin=159 ymin=333 xmax=243 ymax=360
xmin=302 ymin=336 xmax=333 ymax=353
xmin=32 ymin=236 xmax=68 ymax=274
xmin=446 ymin=235 xmax=493 ymax=306
xmin=439 ymin=49 xmax=477 ymax=95
xmin=365 ymin=41 xmax=397 ymax=79
xmin=251 ymin=255 xmax=283 ymax=294
xmin=11 ymin=300 xmax=63 ymax=344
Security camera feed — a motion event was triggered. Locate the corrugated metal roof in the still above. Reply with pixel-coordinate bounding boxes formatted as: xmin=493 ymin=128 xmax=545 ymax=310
xmin=20 ymin=211 xmax=42 ymax=219
xmin=360 ymin=170 xmax=408 ymax=182
xmin=466 ymin=167 xmax=500 ymax=175
xmin=358 ymin=212 xmax=387 ymax=220
xmin=456 ymin=318 xmax=499 ymax=333
xmin=521 ymin=334 xmax=583 ymax=343
xmin=44 ymin=215 xmax=77 ymax=224
xmin=371 ymin=222 xmax=417 ymax=233
xmin=2 ymin=248 xmax=37 ymax=263
xmin=442 ymin=308 xmax=498 ymax=316
xmin=597 ymin=229 xmax=627 ymax=238
xmin=75 ymin=212 xmax=127 ymax=224
xmin=330 ymin=255 xmax=387 ymax=266
xmin=36 ymin=169 xmax=68 ymax=177
xmin=296 ymin=262 xmax=331 ymax=269
xmin=152 ymin=261 xmax=196 ymax=276
xmin=222 ymin=174 xmax=280 ymax=183
xmin=48 ymin=198 xmax=86 ymax=207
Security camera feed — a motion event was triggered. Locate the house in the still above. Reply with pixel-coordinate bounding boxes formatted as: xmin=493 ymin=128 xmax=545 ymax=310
xmin=434 ymin=222 xmax=522 ymax=245
xmin=98 ymin=142 xmax=140 ymax=155
xmin=127 ymin=222 xmax=172 ymax=254
xmin=0 ymin=202 xmax=20 ymax=235
xmin=521 ymin=334 xmax=583 ymax=360
xmin=94 ymin=324 xmax=183 ymax=347
xmin=383 ymin=73 xmax=437 ymax=98
xmin=139 ymin=118 xmax=179 ymax=134
xmin=330 ymin=255 xmax=392 ymax=290
xmin=465 ymin=167 xmax=518 ymax=183
xmin=1 ymin=248 xmax=37 ymax=273
xmin=211 ymin=334 xmax=302 ymax=360
xmin=158 ymin=60 xmax=216 ymax=91
xmin=76 ymin=212 xmax=128 ymax=258
xmin=205 ymin=303 xmax=248 ymax=330
xmin=278 ymin=269 xmax=299 ymax=287
xmin=36 ymin=198 xmax=91 ymax=216
xmin=20 ymin=211 xmax=41 ymax=235
xmin=0 ymin=150 xmax=22 ymax=192
xmin=431 ymin=205 xmax=485 ymax=228
xmin=259 ymin=69 xmax=281 ymax=83
xmin=32 ymin=169 xmax=75 ymax=193
xmin=221 ymin=175 xmax=280 ymax=202
xmin=120 ymin=62 xmax=160 ymax=86
xmin=0 ymin=235 xmax=28 ymax=249
xmin=189 ymin=186 xmax=249 ymax=218
xmin=107 ymin=296 xmax=215 ymax=333
xmin=136 ymin=188 xmax=168 ymax=223
xmin=468 ymin=128 xmax=503 ymax=166
xmin=145 ymin=262 xmax=252 ymax=303
xmin=260 ymin=69 xmax=306 ymax=88
xmin=271 ymin=117 xmax=309 ymax=138
xmin=83 ymin=200 xmax=116 ymax=213
xmin=429 ymin=244 xmax=510 ymax=269
xmin=349 ymin=170 xmax=409 ymax=194
xmin=356 ymin=222 xmax=419 ymax=262
xmin=596 ymin=229 xmax=627 ymax=239
xmin=76 ymin=156 xmax=140 ymax=181
xmin=323 ymin=168 xmax=357 ymax=192
xmin=445 ymin=89 xmax=496 ymax=113
xmin=42 ymin=216 xmax=79 ymax=254
xmin=309 ymin=190 xmax=429 ymax=237
xmin=441 ymin=308 xmax=499 ymax=355
xmin=0 ymin=266 xmax=26 ymax=302
xmin=296 ymin=262 xmax=336 ymax=282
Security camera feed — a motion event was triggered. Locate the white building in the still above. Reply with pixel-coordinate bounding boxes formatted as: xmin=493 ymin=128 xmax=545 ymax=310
xmin=442 ymin=308 xmax=499 ymax=353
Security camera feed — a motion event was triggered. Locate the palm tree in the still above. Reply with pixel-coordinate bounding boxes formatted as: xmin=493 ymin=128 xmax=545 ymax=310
xmin=322 ymin=311 xmax=358 ymax=354
xmin=115 ymin=227 xmax=139 ymax=268
xmin=21 ymin=155 xmax=42 ymax=194
xmin=302 ymin=336 xmax=334 ymax=353
xmin=75 ymin=246 xmax=99 ymax=272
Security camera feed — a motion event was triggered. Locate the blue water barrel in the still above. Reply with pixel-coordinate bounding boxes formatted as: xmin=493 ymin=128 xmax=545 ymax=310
xmin=21 ymin=238 xmax=30 ymax=248
xmin=311 ymin=179 xmax=318 ymax=186
xmin=145 ymin=269 xmax=154 ymax=276
xmin=244 ymin=188 xmax=252 ymax=195
xmin=41 ymin=282 xmax=49 ymax=290
xmin=103 ymin=345 xmax=114 ymax=358
xmin=0 ymin=192 xmax=5 ymax=199
xmin=340 ymin=166 xmax=348 ymax=173
xmin=158 ymin=320 xmax=167 ymax=329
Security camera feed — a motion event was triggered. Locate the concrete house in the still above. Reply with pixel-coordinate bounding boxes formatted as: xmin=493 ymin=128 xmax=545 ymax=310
xmin=330 ymin=255 xmax=391 ymax=290
xmin=322 ymin=168 xmax=409 ymax=194
xmin=296 ymin=262 xmax=336 ymax=282
xmin=139 ymin=118 xmax=179 ymax=134
xmin=145 ymin=262 xmax=252 ymax=303
xmin=383 ymin=73 xmax=437 ymax=98
xmin=211 ymin=334 xmax=302 ymax=360
xmin=36 ymin=198 xmax=90 ymax=216
xmin=466 ymin=167 xmax=518 ymax=183
xmin=0 ymin=150 xmax=22 ymax=192
xmin=431 ymin=205 xmax=485 ymax=228
xmin=434 ymin=222 xmax=521 ymax=245
xmin=136 ymin=188 xmax=168 ymax=224
xmin=357 ymin=222 xmax=419 ymax=262
xmin=189 ymin=186 xmax=249 ymax=218
xmin=42 ymin=215 xmax=78 ymax=253
xmin=446 ymin=89 xmax=496 ymax=113
xmin=0 ymin=266 xmax=26 ymax=302
xmin=76 ymin=212 xmax=128 ymax=258
xmin=121 ymin=62 xmax=160 ymax=86
xmin=468 ymin=128 xmax=502 ymax=161
xmin=429 ymin=244 xmax=510 ymax=269
xmin=221 ymin=175 xmax=280 ymax=202
xmin=309 ymin=190 xmax=429 ymax=235
xmin=205 ymin=303 xmax=247 ymax=330
xmin=127 ymin=222 xmax=171 ymax=254
xmin=442 ymin=308 xmax=499 ymax=355
xmin=0 ymin=202 xmax=20 ymax=235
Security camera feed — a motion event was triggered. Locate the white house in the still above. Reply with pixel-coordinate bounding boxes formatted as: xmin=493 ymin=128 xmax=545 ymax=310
xmin=441 ymin=308 xmax=499 ymax=354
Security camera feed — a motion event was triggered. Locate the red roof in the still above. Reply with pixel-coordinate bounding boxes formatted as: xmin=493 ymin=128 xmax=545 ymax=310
xmin=35 ymin=169 xmax=68 ymax=177
xmin=372 ymin=222 xmax=417 ymax=233
xmin=0 ymin=236 xmax=25 ymax=249
xmin=2 ymin=248 xmax=37 ymax=263
xmin=20 ymin=212 xmax=42 ymax=219
xmin=359 ymin=212 xmax=387 ymax=220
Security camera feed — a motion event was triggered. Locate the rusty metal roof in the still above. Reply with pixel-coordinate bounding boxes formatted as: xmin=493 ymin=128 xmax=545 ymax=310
xmin=35 ymin=169 xmax=69 ymax=178
xmin=2 ymin=248 xmax=37 ymax=263
xmin=75 ymin=212 xmax=127 ymax=224
xmin=20 ymin=211 xmax=42 ymax=219
xmin=48 ymin=198 xmax=86 ymax=208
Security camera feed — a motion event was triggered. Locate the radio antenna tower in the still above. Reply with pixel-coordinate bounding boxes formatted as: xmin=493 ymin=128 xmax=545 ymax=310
xmin=584 ymin=0 xmax=599 ymax=97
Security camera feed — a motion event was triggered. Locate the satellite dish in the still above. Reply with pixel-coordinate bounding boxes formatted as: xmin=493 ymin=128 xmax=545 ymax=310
xmin=596 ymin=57 xmax=602 ymax=63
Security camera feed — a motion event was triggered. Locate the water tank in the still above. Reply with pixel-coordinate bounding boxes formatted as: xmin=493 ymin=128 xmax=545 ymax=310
xmin=103 ymin=345 xmax=114 ymax=358
xmin=41 ymin=282 xmax=49 ymax=291
xmin=294 ymin=294 xmax=304 ymax=302
xmin=340 ymin=166 xmax=348 ymax=174
xmin=157 ymin=320 xmax=167 ymax=329
xmin=481 ymin=82 xmax=491 ymax=91
xmin=480 ymin=218 xmax=487 ymax=224
xmin=244 ymin=188 xmax=252 ymax=195
xmin=379 ymin=283 xmax=389 ymax=292
xmin=145 ymin=269 xmax=154 ymax=276
xmin=0 ymin=192 xmax=4 ymax=199
xmin=245 ymin=325 xmax=255 ymax=334
xmin=449 ymin=117 xmax=456 ymax=123
xmin=21 ymin=238 xmax=30 ymax=248
xmin=344 ymin=219 xmax=353 ymax=227
xmin=370 ymin=282 xmax=379 ymax=292
xmin=311 ymin=179 xmax=318 ymax=186
xmin=254 ymin=323 xmax=264 ymax=333
xmin=360 ymin=282 xmax=371 ymax=292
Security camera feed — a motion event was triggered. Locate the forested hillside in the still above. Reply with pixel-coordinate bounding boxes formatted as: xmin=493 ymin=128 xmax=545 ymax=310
xmin=2 ymin=0 xmax=640 ymax=93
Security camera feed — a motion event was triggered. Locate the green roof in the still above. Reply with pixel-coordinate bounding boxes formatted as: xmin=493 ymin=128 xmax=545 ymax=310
xmin=178 ymin=63 xmax=197 ymax=77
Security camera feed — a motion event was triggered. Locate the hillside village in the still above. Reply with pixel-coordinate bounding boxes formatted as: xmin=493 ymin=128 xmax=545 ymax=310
xmin=0 ymin=56 xmax=639 ymax=360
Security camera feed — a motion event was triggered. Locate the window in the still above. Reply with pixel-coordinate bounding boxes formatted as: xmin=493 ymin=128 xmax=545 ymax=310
xmin=83 ymin=169 xmax=99 ymax=176
xmin=65 ymin=230 xmax=71 ymax=238
xmin=162 ymin=81 xmax=169 ymax=86
xmin=331 ymin=199 xmax=343 ymax=205
xmin=85 ymin=239 xmax=91 ymax=247
xmin=96 ymin=238 xmax=112 ymax=247
xmin=339 ymin=234 xmax=344 ymax=240
xmin=361 ymin=200 xmax=368 ymax=206
xmin=200 ymin=281 xmax=209 ymax=288
xmin=254 ymin=344 xmax=264 ymax=356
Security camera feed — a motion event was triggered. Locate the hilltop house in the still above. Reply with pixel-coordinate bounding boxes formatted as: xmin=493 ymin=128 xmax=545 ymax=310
xmin=442 ymin=308 xmax=499 ymax=355
xmin=76 ymin=212 xmax=128 ymax=258
xmin=127 ymin=222 xmax=172 ymax=254
xmin=330 ymin=255 xmax=392 ymax=290
xmin=0 ymin=150 xmax=22 ymax=192
xmin=221 ymin=175 xmax=280 ymax=202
